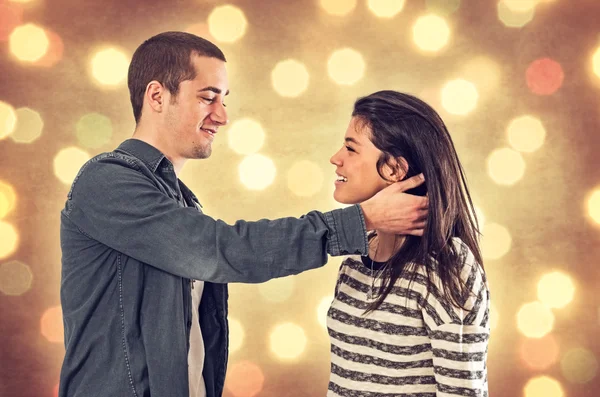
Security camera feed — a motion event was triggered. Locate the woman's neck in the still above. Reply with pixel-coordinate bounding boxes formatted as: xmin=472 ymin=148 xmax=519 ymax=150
xmin=369 ymin=230 xmax=406 ymax=262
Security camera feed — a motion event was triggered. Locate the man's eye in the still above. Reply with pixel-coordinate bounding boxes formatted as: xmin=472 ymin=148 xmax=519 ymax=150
xmin=201 ymin=97 xmax=215 ymax=103
xmin=345 ymin=145 xmax=355 ymax=153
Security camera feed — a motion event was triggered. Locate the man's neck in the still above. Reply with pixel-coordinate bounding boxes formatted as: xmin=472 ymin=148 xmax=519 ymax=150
xmin=132 ymin=128 xmax=186 ymax=176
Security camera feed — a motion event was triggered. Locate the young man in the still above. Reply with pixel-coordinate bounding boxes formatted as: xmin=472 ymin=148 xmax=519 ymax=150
xmin=59 ymin=32 xmax=428 ymax=397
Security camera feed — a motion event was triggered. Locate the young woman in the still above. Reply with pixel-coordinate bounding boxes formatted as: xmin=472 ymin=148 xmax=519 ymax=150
xmin=327 ymin=91 xmax=489 ymax=396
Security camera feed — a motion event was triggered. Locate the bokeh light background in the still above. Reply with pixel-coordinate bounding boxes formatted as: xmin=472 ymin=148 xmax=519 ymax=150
xmin=1 ymin=0 xmax=600 ymax=396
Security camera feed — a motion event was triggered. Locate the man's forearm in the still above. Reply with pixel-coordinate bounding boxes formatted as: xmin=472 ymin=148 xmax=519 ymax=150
xmin=325 ymin=205 xmax=369 ymax=256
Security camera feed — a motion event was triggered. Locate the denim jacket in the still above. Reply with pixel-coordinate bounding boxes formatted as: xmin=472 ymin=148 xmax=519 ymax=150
xmin=59 ymin=139 xmax=369 ymax=397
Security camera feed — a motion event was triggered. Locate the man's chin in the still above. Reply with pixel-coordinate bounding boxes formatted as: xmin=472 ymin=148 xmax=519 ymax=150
xmin=192 ymin=145 xmax=212 ymax=159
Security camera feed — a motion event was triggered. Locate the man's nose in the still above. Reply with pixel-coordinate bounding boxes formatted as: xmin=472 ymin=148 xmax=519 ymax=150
xmin=211 ymin=103 xmax=228 ymax=125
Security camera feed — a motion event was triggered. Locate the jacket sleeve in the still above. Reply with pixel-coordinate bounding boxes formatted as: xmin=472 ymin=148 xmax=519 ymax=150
xmin=62 ymin=154 xmax=369 ymax=283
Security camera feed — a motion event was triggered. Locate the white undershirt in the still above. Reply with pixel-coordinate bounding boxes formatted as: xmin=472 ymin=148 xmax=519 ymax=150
xmin=188 ymin=280 xmax=206 ymax=397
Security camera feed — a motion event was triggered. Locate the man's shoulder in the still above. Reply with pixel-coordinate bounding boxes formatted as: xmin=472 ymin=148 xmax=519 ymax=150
xmin=84 ymin=146 xmax=148 ymax=176
xmin=89 ymin=148 xmax=145 ymax=170
xmin=66 ymin=147 xmax=149 ymax=200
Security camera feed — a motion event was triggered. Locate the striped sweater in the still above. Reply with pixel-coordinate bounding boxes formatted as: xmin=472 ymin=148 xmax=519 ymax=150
xmin=326 ymin=239 xmax=489 ymax=397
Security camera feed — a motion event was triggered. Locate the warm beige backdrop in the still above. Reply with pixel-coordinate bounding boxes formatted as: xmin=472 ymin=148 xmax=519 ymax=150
xmin=1 ymin=0 xmax=599 ymax=396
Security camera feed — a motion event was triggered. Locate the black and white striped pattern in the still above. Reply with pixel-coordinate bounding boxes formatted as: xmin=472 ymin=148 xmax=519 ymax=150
xmin=327 ymin=239 xmax=489 ymax=396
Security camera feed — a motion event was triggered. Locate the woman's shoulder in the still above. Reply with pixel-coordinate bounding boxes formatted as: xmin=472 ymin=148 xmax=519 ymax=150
xmin=451 ymin=237 xmax=486 ymax=283
xmin=410 ymin=238 xmax=486 ymax=291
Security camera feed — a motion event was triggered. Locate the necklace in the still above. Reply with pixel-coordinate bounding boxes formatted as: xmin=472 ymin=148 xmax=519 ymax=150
xmin=367 ymin=236 xmax=384 ymax=301
xmin=366 ymin=234 xmax=398 ymax=301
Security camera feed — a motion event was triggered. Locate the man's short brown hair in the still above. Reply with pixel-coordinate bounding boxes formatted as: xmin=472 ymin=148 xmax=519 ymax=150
xmin=127 ymin=31 xmax=226 ymax=123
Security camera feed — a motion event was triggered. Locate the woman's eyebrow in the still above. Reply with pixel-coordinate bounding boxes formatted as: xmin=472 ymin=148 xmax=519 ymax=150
xmin=345 ymin=137 xmax=361 ymax=146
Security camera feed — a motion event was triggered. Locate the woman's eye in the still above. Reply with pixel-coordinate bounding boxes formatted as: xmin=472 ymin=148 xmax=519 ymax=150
xmin=202 ymin=97 xmax=215 ymax=103
xmin=345 ymin=145 xmax=355 ymax=152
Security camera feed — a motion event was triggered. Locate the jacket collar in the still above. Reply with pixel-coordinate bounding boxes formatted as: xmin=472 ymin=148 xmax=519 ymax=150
xmin=116 ymin=138 xmax=167 ymax=173
xmin=116 ymin=139 xmax=202 ymax=208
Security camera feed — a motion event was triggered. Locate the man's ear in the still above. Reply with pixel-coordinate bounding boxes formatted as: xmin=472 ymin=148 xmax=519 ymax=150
xmin=145 ymin=81 xmax=166 ymax=113
xmin=382 ymin=157 xmax=408 ymax=183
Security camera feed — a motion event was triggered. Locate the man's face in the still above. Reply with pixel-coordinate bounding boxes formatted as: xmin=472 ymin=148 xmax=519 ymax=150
xmin=164 ymin=55 xmax=229 ymax=160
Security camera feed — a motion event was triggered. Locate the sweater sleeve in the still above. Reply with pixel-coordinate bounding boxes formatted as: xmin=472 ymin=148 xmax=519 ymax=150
xmin=420 ymin=256 xmax=490 ymax=397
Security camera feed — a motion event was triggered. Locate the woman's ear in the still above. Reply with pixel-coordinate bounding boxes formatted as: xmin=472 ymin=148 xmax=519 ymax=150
xmin=382 ymin=157 xmax=408 ymax=183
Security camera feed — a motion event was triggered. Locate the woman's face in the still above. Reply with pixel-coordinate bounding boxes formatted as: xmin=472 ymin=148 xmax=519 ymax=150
xmin=330 ymin=117 xmax=392 ymax=204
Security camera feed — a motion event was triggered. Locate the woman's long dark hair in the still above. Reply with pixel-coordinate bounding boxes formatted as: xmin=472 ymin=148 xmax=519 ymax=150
xmin=353 ymin=90 xmax=484 ymax=313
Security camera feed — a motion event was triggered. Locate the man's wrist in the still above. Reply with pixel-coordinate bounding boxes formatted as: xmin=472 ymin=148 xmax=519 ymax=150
xmin=359 ymin=200 xmax=375 ymax=230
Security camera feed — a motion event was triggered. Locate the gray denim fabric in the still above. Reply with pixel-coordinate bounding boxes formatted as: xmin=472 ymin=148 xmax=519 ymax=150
xmin=59 ymin=139 xmax=369 ymax=397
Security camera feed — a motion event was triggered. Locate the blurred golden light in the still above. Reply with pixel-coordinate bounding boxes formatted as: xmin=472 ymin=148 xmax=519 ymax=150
xmin=327 ymin=48 xmax=365 ymax=86
xmin=76 ymin=113 xmax=113 ymax=149
xmin=228 ymin=317 xmax=245 ymax=354
xmin=238 ymin=154 xmax=276 ymax=190
xmin=593 ymin=47 xmax=600 ymax=80
xmin=317 ymin=295 xmax=333 ymax=327
xmin=0 ymin=260 xmax=32 ymax=296
xmin=486 ymin=148 xmax=526 ymax=186
xmin=501 ymin=0 xmax=538 ymax=12
xmin=53 ymin=147 xmax=91 ymax=185
xmin=537 ymin=271 xmax=575 ymax=309
xmin=90 ymin=48 xmax=129 ymax=86
xmin=519 ymin=334 xmax=559 ymax=370
xmin=271 ymin=59 xmax=309 ymax=97
xmin=587 ymin=188 xmax=600 ymax=225
xmin=287 ymin=160 xmax=324 ymax=197
xmin=227 ymin=118 xmax=265 ymax=155
xmin=34 ymin=28 xmax=64 ymax=68
xmin=561 ymin=347 xmax=598 ymax=384
xmin=497 ymin=1 xmax=535 ymax=28
xmin=480 ymin=222 xmax=512 ymax=260
xmin=208 ymin=5 xmax=247 ymax=43
xmin=489 ymin=302 xmax=499 ymax=331
xmin=526 ymin=58 xmax=564 ymax=96
xmin=426 ymin=0 xmax=461 ymax=16
xmin=258 ymin=276 xmax=295 ymax=303
xmin=0 ymin=180 xmax=17 ymax=219
xmin=517 ymin=301 xmax=555 ymax=338
xmin=269 ymin=323 xmax=307 ymax=360
xmin=462 ymin=56 xmax=501 ymax=95
xmin=9 ymin=23 xmax=49 ymax=62
xmin=0 ymin=221 xmax=19 ymax=260
xmin=9 ymin=0 xmax=37 ymax=3
xmin=320 ymin=0 xmax=357 ymax=16
xmin=524 ymin=376 xmax=564 ymax=397
xmin=0 ymin=101 xmax=17 ymax=140
xmin=367 ymin=0 xmax=405 ymax=18
xmin=10 ymin=107 xmax=43 ymax=143
xmin=441 ymin=79 xmax=478 ymax=115
xmin=225 ymin=361 xmax=264 ymax=397
xmin=412 ymin=14 xmax=450 ymax=52
xmin=507 ymin=115 xmax=546 ymax=153
xmin=41 ymin=305 xmax=64 ymax=343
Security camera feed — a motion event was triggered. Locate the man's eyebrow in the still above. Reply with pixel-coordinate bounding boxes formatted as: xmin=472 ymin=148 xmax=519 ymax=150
xmin=196 ymin=86 xmax=230 ymax=96
xmin=345 ymin=137 xmax=361 ymax=146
